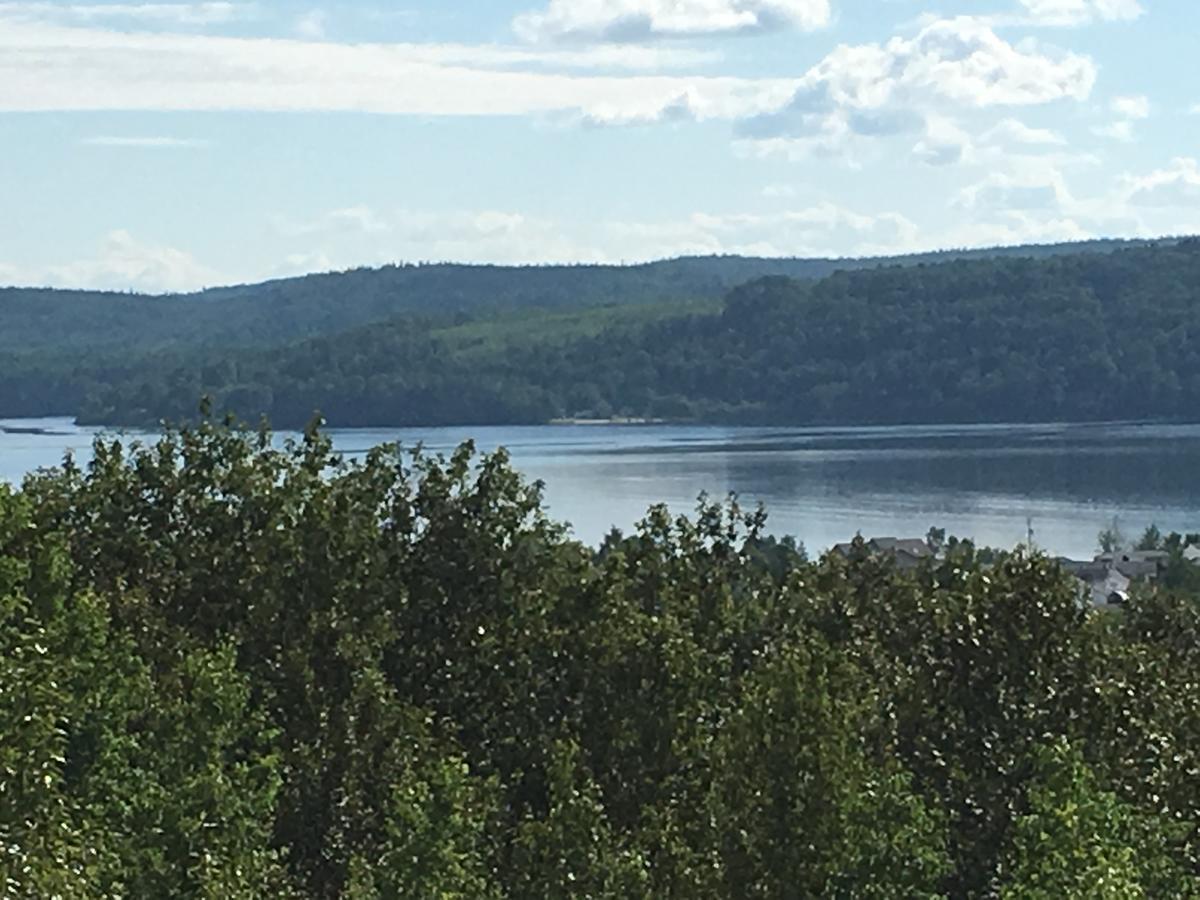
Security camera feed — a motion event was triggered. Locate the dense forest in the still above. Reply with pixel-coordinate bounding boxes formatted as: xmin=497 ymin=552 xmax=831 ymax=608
xmin=1 ymin=237 xmax=1196 ymax=426
xmin=0 ymin=238 xmax=1152 ymax=356
xmin=3 ymin=418 xmax=1200 ymax=897
xmin=32 ymin=238 xmax=1200 ymax=427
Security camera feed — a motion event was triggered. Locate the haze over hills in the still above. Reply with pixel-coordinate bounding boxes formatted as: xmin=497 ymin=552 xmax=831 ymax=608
xmin=2 ymin=236 xmax=1197 ymax=427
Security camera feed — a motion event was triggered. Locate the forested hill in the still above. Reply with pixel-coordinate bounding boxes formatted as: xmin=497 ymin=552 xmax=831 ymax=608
xmin=0 ymin=236 xmax=1161 ymax=355
xmin=31 ymin=238 xmax=1198 ymax=428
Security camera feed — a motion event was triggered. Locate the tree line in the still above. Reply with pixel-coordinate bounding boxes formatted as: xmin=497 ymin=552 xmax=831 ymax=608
xmin=0 ymin=237 xmax=1192 ymax=426
xmin=53 ymin=239 xmax=1200 ymax=428
xmin=0 ymin=239 xmax=1146 ymax=357
xmin=3 ymin=418 xmax=1200 ymax=896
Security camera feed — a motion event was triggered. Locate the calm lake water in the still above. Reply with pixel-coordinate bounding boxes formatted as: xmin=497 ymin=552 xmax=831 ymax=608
xmin=2 ymin=417 xmax=1199 ymax=559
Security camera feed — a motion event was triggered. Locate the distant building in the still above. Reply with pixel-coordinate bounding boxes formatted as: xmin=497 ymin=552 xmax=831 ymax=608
xmin=1097 ymin=567 xmax=1132 ymax=606
xmin=1096 ymin=548 xmax=1170 ymax=563
xmin=832 ymin=537 xmax=933 ymax=570
xmin=1184 ymin=544 xmax=1200 ymax=565
xmin=1093 ymin=550 xmax=1167 ymax=581
xmin=1059 ymin=559 xmax=1132 ymax=607
xmin=1059 ymin=546 xmax=1173 ymax=607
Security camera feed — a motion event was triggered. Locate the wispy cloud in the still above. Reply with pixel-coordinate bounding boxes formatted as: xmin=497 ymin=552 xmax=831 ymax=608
xmin=0 ymin=19 xmax=787 ymax=120
xmin=982 ymin=118 xmax=1066 ymax=146
xmin=1093 ymin=120 xmax=1133 ymax=141
xmin=0 ymin=2 xmax=245 ymax=26
xmin=1007 ymin=0 xmax=1144 ymax=27
xmin=293 ymin=8 xmax=325 ymax=39
xmin=607 ymin=203 xmax=921 ymax=260
xmin=1093 ymin=93 xmax=1150 ymax=142
xmin=514 ymin=0 xmax=831 ymax=43
xmin=271 ymin=205 xmax=390 ymax=238
xmin=82 ymin=135 xmax=207 ymax=147
xmin=1111 ymin=94 xmax=1149 ymax=119
xmin=1121 ymin=157 xmax=1200 ymax=208
xmin=7 ymin=229 xmax=220 ymax=292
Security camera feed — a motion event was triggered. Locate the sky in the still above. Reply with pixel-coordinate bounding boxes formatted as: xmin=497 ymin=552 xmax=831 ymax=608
xmin=1 ymin=0 xmax=1197 ymax=292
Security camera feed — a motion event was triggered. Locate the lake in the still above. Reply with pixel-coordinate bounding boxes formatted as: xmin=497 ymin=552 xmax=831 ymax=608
xmin=2 ymin=417 xmax=1199 ymax=559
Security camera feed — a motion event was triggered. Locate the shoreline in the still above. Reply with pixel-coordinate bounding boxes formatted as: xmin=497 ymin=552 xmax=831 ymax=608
xmin=546 ymin=416 xmax=668 ymax=426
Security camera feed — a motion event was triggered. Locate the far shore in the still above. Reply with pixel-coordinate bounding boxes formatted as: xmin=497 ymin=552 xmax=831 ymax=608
xmin=547 ymin=416 xmax=667 ymax=426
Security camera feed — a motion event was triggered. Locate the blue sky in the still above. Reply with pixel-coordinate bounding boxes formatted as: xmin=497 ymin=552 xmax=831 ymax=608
xmin=1 ymin=0 xmax=1197 ymax=292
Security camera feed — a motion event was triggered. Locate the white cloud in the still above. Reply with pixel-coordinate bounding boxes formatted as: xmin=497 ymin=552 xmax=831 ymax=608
xmin=913 ymin=115 xmax=974 ymax=167
xmin=419 ymin=42 xmax=722 ymax=70
xmin=82 ymin=135 xmax=206 ymax=147
xmin=383 ymin=210 xmax=603 ymax=265
xmin=1093 ymin=119 xmax=1134 ymax=141
xmin=949 ymin=151 xmax=1158 ymax=245
xmin=271 ymin=251 xmax=335 ymax=278
xmin=607 ymin=203 xmax=921 ymax=259
xmin=1093 ymin=93 xmax=1149 ymax=142
xmin=293 ymin=9 xmax=325 ymax=39
xmin=575 ymin=81 xmax=789 ymax=124
xmin=272 ymin=205 xmax=391 ymax=237
xmin=265 ymin=202 xmax=921 ymax=272
xmin=513 ymin=0 xmax=831 ymax=43
xmin=1122 ymin=158 xmax=1200 ymax=208
xmin=604 ymin=201 xmax=1124 ymax=262
xmin=944 ymin=210 xmax=1095 ymax=246
xmin=0 ymin=2 xmax=242 ymax=26
xmin=956 ymin=168 xmax=1073 ymax=212
xmin=761 ymin=183 xmax=799 ymax=198
xmin=1015 ymin=0 xmax=1144 ymax=26
xmin=738 ymin=17 xmax=1095 ymax=160
xmin=0 ymin=18 xmax=789 ymax=119
xmin=269 ymin=207 xmax=603 ymax=268
xmin=813 ymin=18 xmax=1095 ymax=107
xmin=25 ymin=230 xmax=220 ymax=292
xmin=217 ymin=198 xmax=1195 ymax=276
xmin=1111 ymin=94 xmax=1149 ymax=119
xmin=579 ymin=88 xmax=702 ymax=125
xmin=981 ymin=117 xmax=1066 ymax=145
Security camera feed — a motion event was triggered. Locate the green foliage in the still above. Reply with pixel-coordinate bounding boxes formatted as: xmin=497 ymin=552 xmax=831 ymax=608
xmin=342 ymin=673 xmax=501 ymax=900
xmin=1001 ymin=739 xmax=1193 ymax=898
xmin=7 ymin=239 xmax=1200 ymax=426
xmin=1098 ymin=517 xmax=1127 ymax=554
xmin=0 ymin=484 xmax=291 ymax=898
xmin=708 ymin=639 xmax=950 ymax=898
xmin=0 ymin=240 xmax=1141 ymax=357
xmin=3 ymin=420 xmax=1200 ymax=896
xmin=510 ymin=739 xmax=650 ymax=899
xmin=1136 ymin=523 xmax=1164 ymax=551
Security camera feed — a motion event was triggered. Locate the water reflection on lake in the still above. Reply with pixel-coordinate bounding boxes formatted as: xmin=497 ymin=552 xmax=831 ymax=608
xmin=3 ymin=417 xmax=1199 ymax=559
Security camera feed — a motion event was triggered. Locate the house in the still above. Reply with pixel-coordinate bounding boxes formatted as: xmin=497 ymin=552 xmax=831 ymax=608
xmin=1185 ymin=544 xmax=1200 ymax=565
xmin=832 ymin=537 xmax=934 ymax=570
xmin=1095 ymin=567 xmax=1132 ymax=606
xmin=1060 ymin=546 xmax=1172 ymax=608
xmin=1059 ymin=559 xmax=1131 ymax=607
xmin=1093 ymin=550 xmax=1167 ymax=581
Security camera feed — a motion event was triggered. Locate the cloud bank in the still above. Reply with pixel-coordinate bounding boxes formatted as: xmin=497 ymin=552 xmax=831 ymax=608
xmin=1016 ymin=0 xmax=1144 ymax=26
xmin=0 ymin=18 xmax=792 ymax=120
xmin=739 ymin=17 xmax=1096 ymax=158
xmin=514 ymin=0 xmax=831 ymax=43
